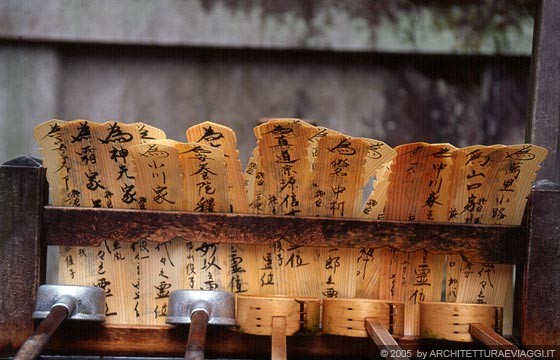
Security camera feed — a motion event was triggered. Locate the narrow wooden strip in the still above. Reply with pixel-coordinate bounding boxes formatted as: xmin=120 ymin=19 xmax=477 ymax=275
xmin=33 ymin=119 xmax=70 ymax=205
xmin=129 ymin=142 xmax=186 ymax=325
xmin=365 ymin=318 xmax=409 ymax=360
xmin=469 ymin=323 xmax=533 ymax=360
xmin=271 ymin=317 xmax=287 ymax=360
xmin=42 ymin=207 xmax=520 ymax=264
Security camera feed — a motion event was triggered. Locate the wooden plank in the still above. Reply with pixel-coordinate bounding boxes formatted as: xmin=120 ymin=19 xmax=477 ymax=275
xmin=128 ymin=142 xmax=186 ymax=325
xmin=521 ymin=0 xmax=560 ymax=346
xmin=44 ymin=323 xmax=379 ymax=359
xmin=470 ymin=323 xmax=533 ymax=360
xmin=520 ymin=181 xmax=560 ymax=345
xmin=527 ymin=0 xmax=560 ymax=184
xmin=42 ymin=206 xmax=520 ymax=264
xmin=0 ymin=157 xmax=48 ymax=355
xmin=271 ymin=317 xmax=287 ymax=360
xmin=365 ymin=318 xmax=409 ymax=360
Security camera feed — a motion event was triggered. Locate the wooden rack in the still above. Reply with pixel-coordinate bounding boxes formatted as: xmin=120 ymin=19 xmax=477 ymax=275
xmin=0 ymin=155 xmax=557 ymax=358
xmin=1 ymin=0 xmax=560 ymax=357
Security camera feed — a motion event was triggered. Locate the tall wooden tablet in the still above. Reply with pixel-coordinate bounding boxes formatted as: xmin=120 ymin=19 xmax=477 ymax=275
xmin=88 ymin=121 xmax=144 ymax=324
xmin=188 ymin=122 xmax=256 ymax=295
xmin=129 ymin=142 xmax=186 ymax=325
xmin=33 ymin=119 xmax=71 ymax=206
xmin=176 ymin=142 xmax=233 ymax=293
xmin=312 ymin=134 xmax=370 ymax=298
xmin=383 ymin=143 xmax=454 ymax=338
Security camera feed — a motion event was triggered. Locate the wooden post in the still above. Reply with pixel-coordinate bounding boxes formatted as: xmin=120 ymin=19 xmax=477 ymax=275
xmin=520 ymin=181 xmax=560 ymax=345
xmin=527 ymin=0 xmax=560 ymax=184
xmin=0 ymin=156 xmax=48 ymax=355
xmin=521 ymin=0 xmax=560 ymax=346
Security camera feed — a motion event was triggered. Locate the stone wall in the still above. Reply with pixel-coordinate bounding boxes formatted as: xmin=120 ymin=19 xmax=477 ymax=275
xmin=0 ymin=0 xmax=534 ymax=165
xmin=0 ymin=0 xmax=535 ymax=284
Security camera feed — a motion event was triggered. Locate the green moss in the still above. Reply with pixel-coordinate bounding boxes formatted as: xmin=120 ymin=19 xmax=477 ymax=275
xmin=421 ymin=327 xmax=442 ymax=340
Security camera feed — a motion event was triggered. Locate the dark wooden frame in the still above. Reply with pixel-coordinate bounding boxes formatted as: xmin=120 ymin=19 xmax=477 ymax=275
xmin=1 ymin=0 xmax=559 ymax=357
xmin=43 ymin=206 xmax=520 ymax=263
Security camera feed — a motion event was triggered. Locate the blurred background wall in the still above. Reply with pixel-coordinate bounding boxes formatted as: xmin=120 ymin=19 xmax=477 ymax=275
xmin=0 ymin=0 xmax=535 ymax=165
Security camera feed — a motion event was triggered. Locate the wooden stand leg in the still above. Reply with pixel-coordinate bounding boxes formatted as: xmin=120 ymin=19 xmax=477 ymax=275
xmin=0 ymin=157 xmax=47 ymax=356
xmin=365 ymin=318 xmax=409 ymax=360
xmin=271 ymin=316 xmax=287 ymax=360
xmin=470 ymin=323 xmax=533 ymax=360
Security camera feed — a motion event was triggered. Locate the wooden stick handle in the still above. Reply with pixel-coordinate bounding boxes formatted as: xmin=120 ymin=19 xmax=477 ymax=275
xmin=185 ymin=310 xmax=209 ymax=360
xmin=271 ymin=316 xmax=287 ymax=360
xmin=14 ymin=305 xmax=69 ymax=360
xmin=365 ymin=318 xmax=409 ymax=360
xmin=469 ymin=323 xmax=533 ymax=360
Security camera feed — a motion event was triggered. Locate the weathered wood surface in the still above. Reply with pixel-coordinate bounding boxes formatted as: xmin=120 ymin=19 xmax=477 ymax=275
xmin=520 ymin=0 xmax=560 ymax=346
xmin=470 ymin=323 xmax=533 ymax=360
xmin=527 ymin=0 xmax=560 ymax=184
xmin=44 ymin=324 xmax=377 ymax=359
xmin=0 ymin=157 xmax=47 ymax=355
xmin=42 ymin=206 xmax=521 ymax=264
xmin=520 ymin=181 xmax=560 ymax=346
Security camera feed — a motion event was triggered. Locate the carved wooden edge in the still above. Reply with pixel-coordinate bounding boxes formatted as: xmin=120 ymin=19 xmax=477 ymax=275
xmin=42 ymin=206 xmax=521 ymax=264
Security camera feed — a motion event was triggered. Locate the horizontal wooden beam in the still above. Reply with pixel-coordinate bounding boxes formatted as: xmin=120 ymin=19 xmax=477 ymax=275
xmin=45 ymin=323 xmax=375 ymax=359
xmin=43 ymin=206 xmax=521 ymax=263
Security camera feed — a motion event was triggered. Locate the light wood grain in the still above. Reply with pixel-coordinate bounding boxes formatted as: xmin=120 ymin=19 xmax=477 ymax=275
xmin=33 ymin=119 xmax=70 ymax=206
xmin=57 ymin=120 xmax=111 ymax=318
xmin=271 ymin=316 xmax=287 ymax=360
xmin=322 ymin=298 xmax=404 ymax=338
xmin=176 ymin=142 xmax=232 ymax=293
xmin=420 ymin=302 xmax=502 ymax=342
xmin=236 ymin=295 xmax=320 ymax=336
xmin=365 ymin=318 xmax=410 ymax=360
xmin=129 ymin=142 xmax=186 ymax=325
xmin=186 ymin=121 xmax=249 ymax=213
